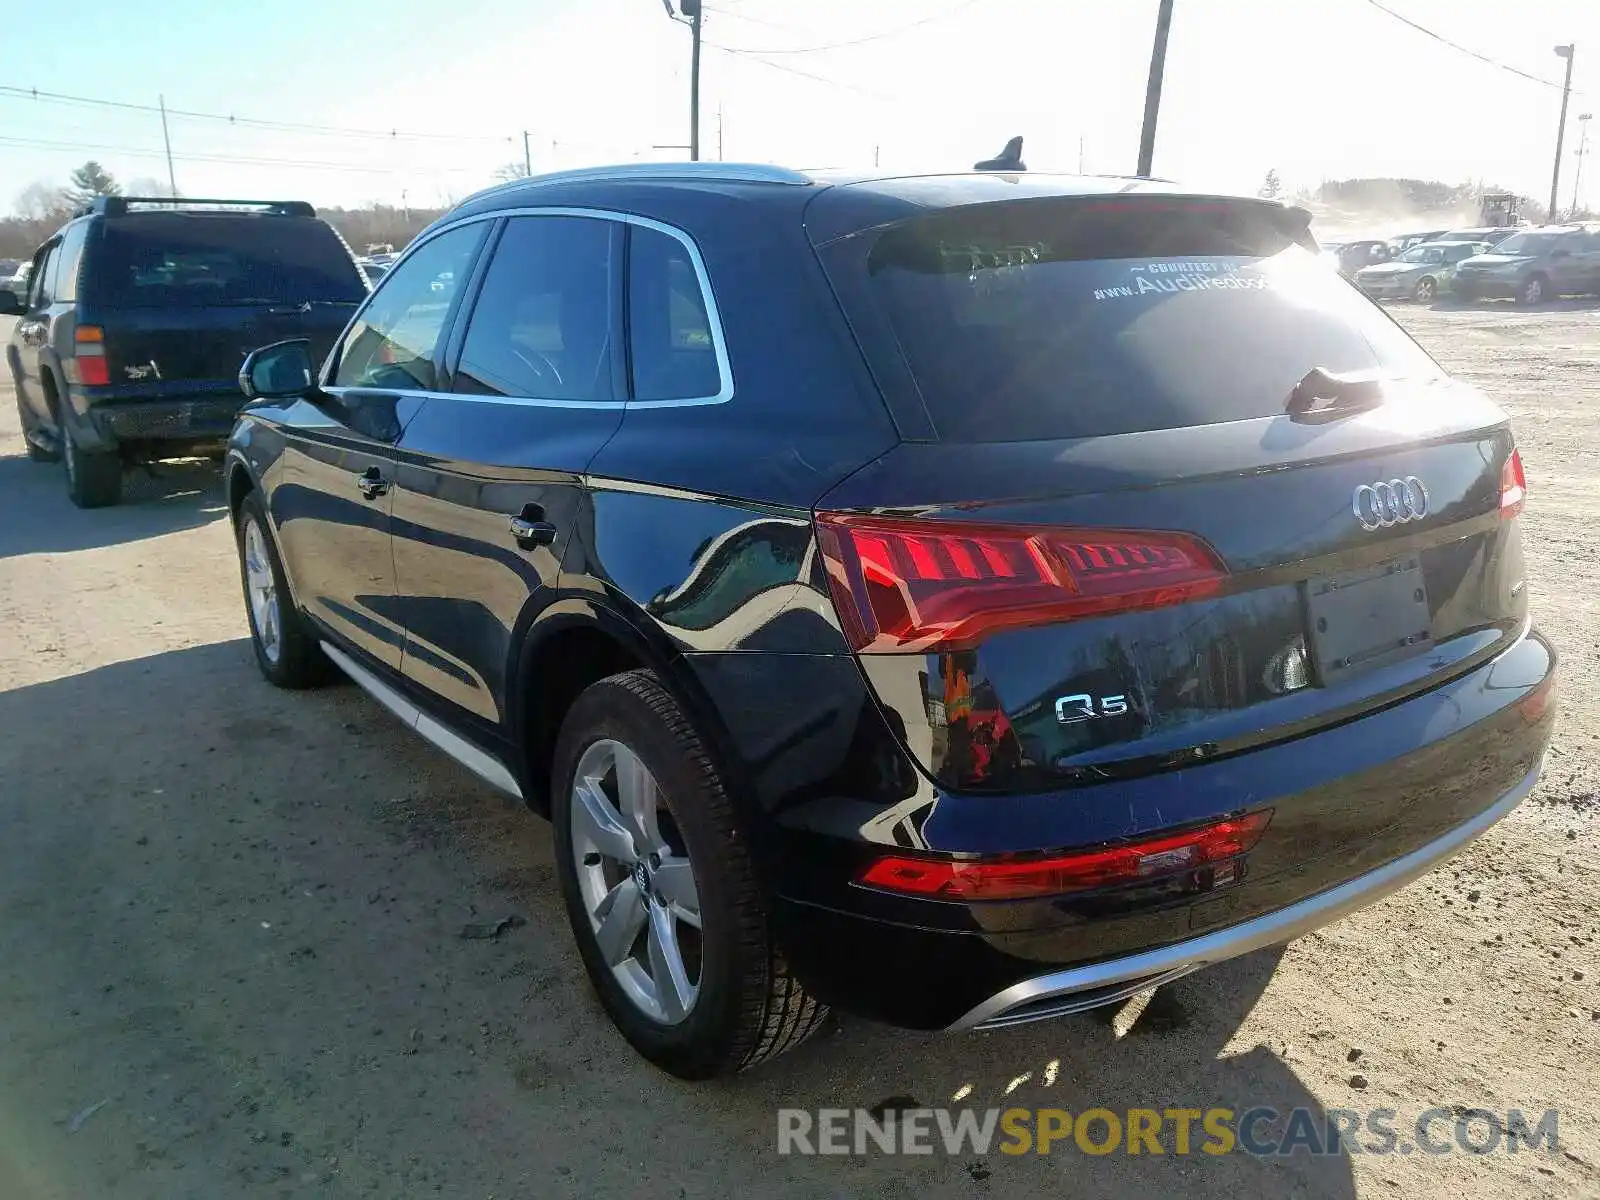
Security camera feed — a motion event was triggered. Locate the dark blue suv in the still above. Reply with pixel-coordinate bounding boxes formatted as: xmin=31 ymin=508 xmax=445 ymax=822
xmin=224 ymin=163 xmax=1555 ymax=1079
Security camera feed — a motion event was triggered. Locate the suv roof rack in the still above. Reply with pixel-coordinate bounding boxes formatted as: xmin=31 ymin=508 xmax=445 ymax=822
xmin=86 ymin=196 xmax=317 ymax=218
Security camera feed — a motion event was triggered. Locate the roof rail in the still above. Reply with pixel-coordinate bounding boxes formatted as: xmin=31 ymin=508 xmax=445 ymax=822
xmin=503 ymin=162 xmax=813 ymax=190
xmin=86 ymin=196 xmax=317 ymax=218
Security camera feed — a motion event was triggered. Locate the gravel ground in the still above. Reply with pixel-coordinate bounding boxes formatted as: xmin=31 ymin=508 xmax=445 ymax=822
xmin=0 ymin=306 xmax=1595 ymax=1200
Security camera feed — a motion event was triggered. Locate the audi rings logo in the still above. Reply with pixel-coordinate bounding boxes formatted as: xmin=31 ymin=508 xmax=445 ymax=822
xmin=1353 ymin=477 xmax=1430 ymax=530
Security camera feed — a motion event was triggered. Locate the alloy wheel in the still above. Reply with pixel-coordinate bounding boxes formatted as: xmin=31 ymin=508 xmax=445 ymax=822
xmin=242 ymin=517 xmax=282 ymax=665
xmin=569 ymin=738 xmax=702 ymax=1025
xmin=1522 ymin=276 xmax=1544 ymax=304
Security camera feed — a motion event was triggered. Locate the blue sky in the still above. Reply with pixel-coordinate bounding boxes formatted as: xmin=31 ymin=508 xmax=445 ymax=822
xmin=3 ymin=0 xmax=1597 ymax=212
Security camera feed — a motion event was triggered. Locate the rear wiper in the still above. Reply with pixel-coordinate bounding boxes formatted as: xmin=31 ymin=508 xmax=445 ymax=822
xmin=1285 ymin=366 xmax=1386 ymax=423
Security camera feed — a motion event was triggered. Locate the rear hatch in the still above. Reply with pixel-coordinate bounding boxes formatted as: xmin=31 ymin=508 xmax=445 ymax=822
xmin=83 ymin=212 xmax=365 ymax=394
xmin=810 ymin=192 xmax=1530 ymax=796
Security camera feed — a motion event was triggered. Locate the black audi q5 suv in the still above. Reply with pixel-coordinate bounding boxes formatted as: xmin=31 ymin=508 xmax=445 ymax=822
xmin=225 ymin=162 xmax=1555 ymax=1079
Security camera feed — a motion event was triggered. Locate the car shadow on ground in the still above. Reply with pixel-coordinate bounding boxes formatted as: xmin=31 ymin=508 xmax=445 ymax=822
xmin=1430 ymin=295 xmax=1600 ymax=313
xmin=0 ymin=642 xmax=1356 ymax=1199
xmin=0 ymin=452 xmax=227 ymax=558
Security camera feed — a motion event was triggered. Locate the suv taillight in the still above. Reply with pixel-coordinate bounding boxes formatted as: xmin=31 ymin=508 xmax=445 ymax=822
xmin=1500 ymin=448 xmax=1526 ymax=519
xmin=72 ymin=325 xmax=109 ymax=387
xmin=858 ymin=810 xmax=1273 ymax=899
xmin=813 ymin=512 xmax=1227 ymax=654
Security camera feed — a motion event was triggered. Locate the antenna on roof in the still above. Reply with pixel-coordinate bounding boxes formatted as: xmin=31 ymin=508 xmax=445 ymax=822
xmin=974 ymin=136 xmax=1026 ymax=172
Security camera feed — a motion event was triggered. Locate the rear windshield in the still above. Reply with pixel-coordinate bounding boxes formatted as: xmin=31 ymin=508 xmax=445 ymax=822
xmin=863 ymin=199 xmax=1441 ymax=442
xmin=89 ymin=214 xmax=366 ymax=308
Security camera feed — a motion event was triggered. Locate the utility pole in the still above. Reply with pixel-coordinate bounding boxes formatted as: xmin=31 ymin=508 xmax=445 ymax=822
xmin=662 ymin=0 xmax=703 ymax=160
xmin=874 ymin=144 xmax=880 ymax=168
xmin=1136 ymin=0 xmax=1175 ymax=177
xmin=1079 ymin=135 xmax=1085 ymax=174
xmin=522 ymin=130 xmax=532 ymax=176
xmin=717 ymin=104 xmax=724 ymax=161
xmin=158 ymin=94 xmax=178 ymax=197
xmin=1573 ymin=113 xmax=1593 ymax=219
xmin=1549 ymin=44 xmax=1576 ymax=223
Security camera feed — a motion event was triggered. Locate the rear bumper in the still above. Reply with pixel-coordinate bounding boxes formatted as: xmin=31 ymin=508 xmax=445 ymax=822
xmin=1453 ymin=275 xmax=1519 ymax=298
xmin=770 ymin=627 xmax=1556 ymax=1030
xmin=947 ymin=763 xmax=1536 ymax=1031
xmin=1357 ymin=278 xmax=1418 ymax=298
xmin=85 ymin=395 xmax=244 ymax=444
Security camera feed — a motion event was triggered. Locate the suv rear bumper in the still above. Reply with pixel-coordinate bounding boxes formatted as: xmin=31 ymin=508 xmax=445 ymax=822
xmin=947 ymin=764 xmax=1535 ymax=1031
xmin=769 ymin=627 xmax=1555 ymax=1030
xmin=82 ymin=395 xmax=245 ymax=445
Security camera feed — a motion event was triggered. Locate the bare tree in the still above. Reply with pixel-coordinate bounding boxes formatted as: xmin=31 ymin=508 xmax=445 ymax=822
xmin=15 ymin=182 xmax=73 ymax=223
xmin=493 ymin=162 xmax=532 ymax=183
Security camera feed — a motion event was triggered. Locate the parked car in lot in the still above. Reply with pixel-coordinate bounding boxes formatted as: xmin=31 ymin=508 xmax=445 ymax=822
xmin=4 ymin=260 xmax=30 ymax=304
xmin=1453 ymin=224 xmax=1600 ymax=305
xmin=225 ymin=163 xmax=1555 ymax=1079
xmin=1386 ymin=229 xmax=1450 ymax=255
xmin=1444 ymin=225 xmax=1520 ymax=247
xmin=1354 ymin=239 xmax=1489 ymax=301
xmin=2 ymin=195 xmax=368 ymax=507
xmin=356 ymin=257 xmax=389 ymax=286
xmin=1320 ymin=238 xmax=1392 ymax=276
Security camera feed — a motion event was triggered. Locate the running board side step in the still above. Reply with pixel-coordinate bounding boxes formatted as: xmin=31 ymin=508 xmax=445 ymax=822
xmin=320 ymin=641 xmax=524 ymax=801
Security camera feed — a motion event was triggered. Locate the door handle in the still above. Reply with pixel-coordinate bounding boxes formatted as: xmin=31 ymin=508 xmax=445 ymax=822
xmin=508 ymin=502 xmax=557 ymax=549
xmin=355 ymin=466 xmax=390 ymax=500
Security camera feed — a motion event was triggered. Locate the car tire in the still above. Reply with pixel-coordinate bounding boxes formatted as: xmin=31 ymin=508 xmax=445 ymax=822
xmin=1414 ymin=276 xmax=1437 ymax=302
xmin=235 ymin=491 xmax=334 ymax=688
xmin=61 ymin=421 xmax=122 ymax=508
xmin=1518 ymin=273 xmax=1548 ymax=306
xmin=551 ymin=668 xmax=828 ymax=1079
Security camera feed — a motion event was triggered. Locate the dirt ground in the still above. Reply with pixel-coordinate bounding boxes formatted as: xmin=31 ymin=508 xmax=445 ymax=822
xmin=0 ymin=305 xmax=1596 ymax=1200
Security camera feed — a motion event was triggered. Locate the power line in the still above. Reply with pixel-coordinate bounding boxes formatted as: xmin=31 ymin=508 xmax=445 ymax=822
xmin=707 ymin=0 xmax=980 ymax=55
xmin=702 ymin=41 xmax=896 ymax=99
xmin=1359 ymin=0 xmax=1585 ymax=95
xmin=0 ymin=84 xmax=515 ymax=144
xmin=0 ymin=133 xmax=488 ymax=175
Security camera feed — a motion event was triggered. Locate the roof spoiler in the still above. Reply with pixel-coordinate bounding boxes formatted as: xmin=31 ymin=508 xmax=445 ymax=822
xmin=83 ymin=196 xmax=316 ymax=218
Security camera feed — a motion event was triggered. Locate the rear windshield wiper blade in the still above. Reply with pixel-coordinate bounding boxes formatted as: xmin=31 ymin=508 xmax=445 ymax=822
xmin=1285 ymin=366 xmax=1386 ymax=423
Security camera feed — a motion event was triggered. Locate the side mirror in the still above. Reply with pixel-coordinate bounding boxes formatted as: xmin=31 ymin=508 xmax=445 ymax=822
xmin=240 ymin=339 xmax=315 ymax=400
xmin=0 ymin=290 xmax=23 ymax=317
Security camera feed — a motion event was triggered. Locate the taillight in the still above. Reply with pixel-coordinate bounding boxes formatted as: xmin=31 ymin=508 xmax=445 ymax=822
xmin=73 ymin=325 xmax=109 ymax=387
xmin=1500 ymin=448 xmax=1526 ymax=519
xmin=814 ymin=513 xmax=1227 ymax=653
xmin=858 ymin=811 xmax=1273 ymax=900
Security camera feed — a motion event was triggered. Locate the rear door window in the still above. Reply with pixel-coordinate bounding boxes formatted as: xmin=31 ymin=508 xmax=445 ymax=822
xmin=53 ymin=222 xmax=89 ymax=303
xmin=857 ymin=199 xmax=1442 ymax=442
xmin=89 ymin=214 xmax=366 ymax=308
xmin=453 ymin=215 xmax=620 ymax=402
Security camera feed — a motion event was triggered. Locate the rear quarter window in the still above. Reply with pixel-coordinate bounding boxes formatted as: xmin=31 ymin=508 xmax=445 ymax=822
xmin=88 ymin=214 xmax=366 ymax=308
xmin=858 ymin=198 xmax=1443 ymax=442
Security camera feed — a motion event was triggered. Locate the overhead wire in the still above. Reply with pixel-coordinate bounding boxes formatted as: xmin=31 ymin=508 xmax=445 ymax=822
xmin=0 ymin=84 xmax=514 ymax=143
xmin=0 ymin=133 xmax=487 ymax=175
xmin=705 ymin=0 xmax=980 ymax=55
xmin=1359 ymin=0 xmax=1585 ymax=95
